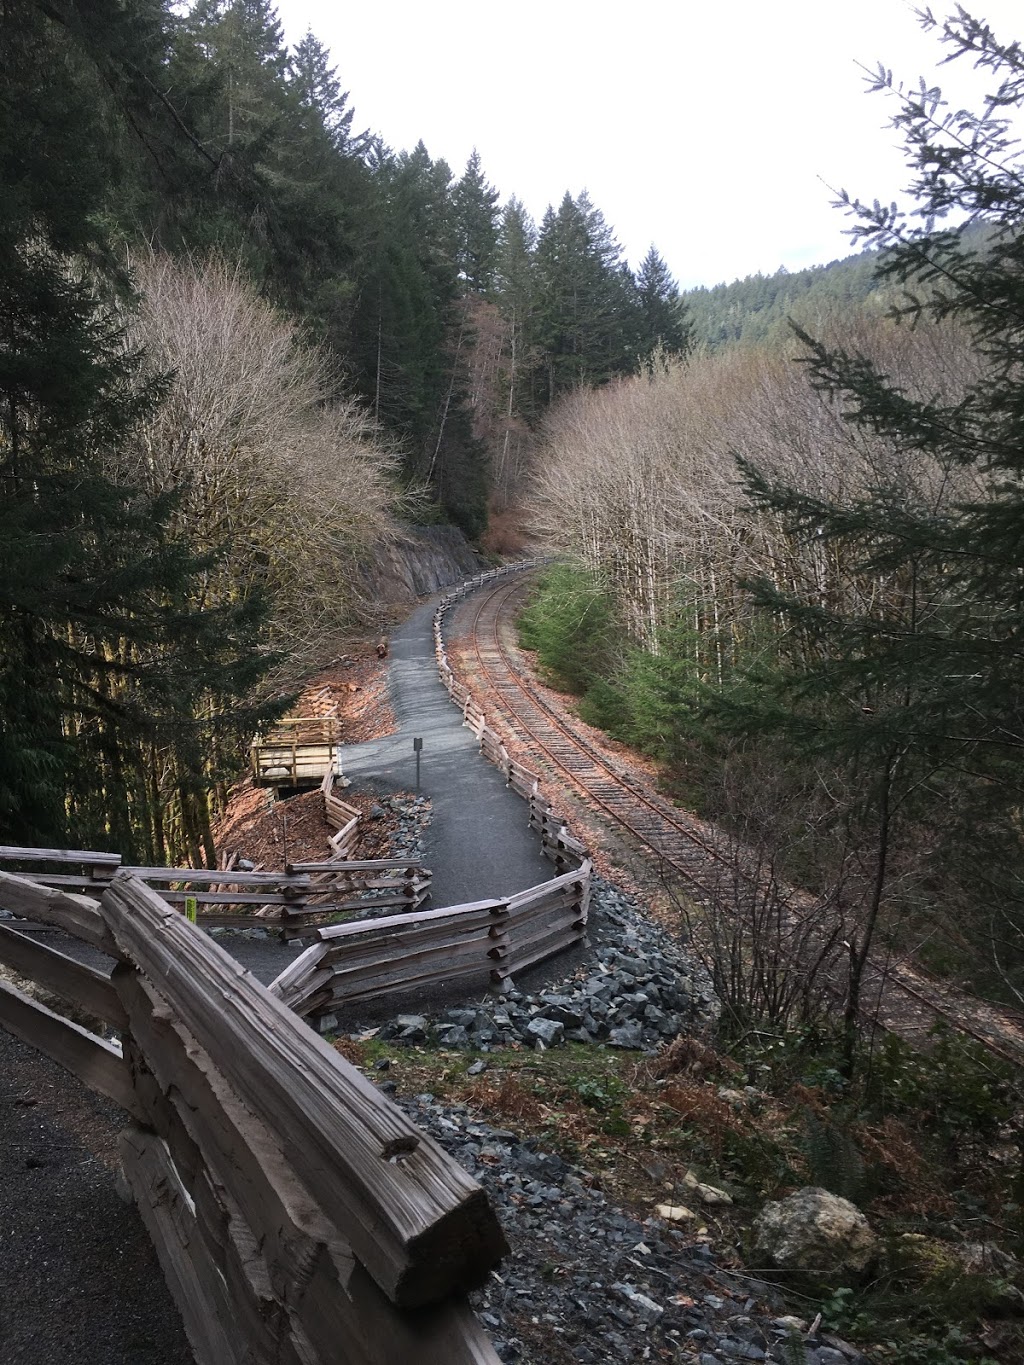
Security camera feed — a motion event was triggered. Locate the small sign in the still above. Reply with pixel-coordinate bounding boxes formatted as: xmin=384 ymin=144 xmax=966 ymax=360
xmin=413 ymin=737 xmax=423 ymax=791
xmin=184 ymin=895 xmax=198 ymax=924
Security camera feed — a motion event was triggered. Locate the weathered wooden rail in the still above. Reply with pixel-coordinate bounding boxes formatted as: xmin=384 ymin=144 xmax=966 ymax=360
xmin=270 ymin=860 xmax=592 ymax=1029
xmin=0 ymin=837 xmax=432 ymax=934
xmin=322 ymin=765 xmax=362 ymax=856
xmin=0 ymin=867 xmax=505 ymax=1363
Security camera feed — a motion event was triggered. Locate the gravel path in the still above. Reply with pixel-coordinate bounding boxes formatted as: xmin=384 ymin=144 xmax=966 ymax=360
xmin=339 ymin=598 xmax=554 ymax=906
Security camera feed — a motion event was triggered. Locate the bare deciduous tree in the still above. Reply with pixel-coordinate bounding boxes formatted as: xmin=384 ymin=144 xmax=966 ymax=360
xmin=115 ymin=252 xmax=403 ymax=670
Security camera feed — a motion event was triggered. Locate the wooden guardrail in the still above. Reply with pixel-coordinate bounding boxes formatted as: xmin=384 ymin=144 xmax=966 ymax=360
xmin=321 ymin=766 xmax=361 ymax=856
xmin=0 ymin=841 xmax=432 ymax=934
xmin=268 ymin=857 xmax=591 ymax=1029
xmin=0 ymin=868 xmax=505 ymax=1363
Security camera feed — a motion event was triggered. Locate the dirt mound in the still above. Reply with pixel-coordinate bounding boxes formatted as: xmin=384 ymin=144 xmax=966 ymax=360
xmin=212 ymin=651 xmax=400 ymax=870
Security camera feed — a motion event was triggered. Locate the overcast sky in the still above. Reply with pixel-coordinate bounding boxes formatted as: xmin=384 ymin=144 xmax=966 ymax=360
xmin=272 ymin=0 xmax=1023 ymax=290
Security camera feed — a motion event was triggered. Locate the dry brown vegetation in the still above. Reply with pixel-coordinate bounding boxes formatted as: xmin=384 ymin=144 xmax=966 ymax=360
xmin=116 ymin=253 xmax=406 ymax=672
xmin=529 ymin=316 xmax=983 ymax=668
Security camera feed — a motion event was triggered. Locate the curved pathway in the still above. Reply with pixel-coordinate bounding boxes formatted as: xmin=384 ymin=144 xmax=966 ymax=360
xmin=340 ymin=597 xmax=552 ymax=908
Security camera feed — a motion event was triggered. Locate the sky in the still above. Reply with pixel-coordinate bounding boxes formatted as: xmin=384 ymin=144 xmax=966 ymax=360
xmin=272 ymin=0 xmax=1024 ymax=290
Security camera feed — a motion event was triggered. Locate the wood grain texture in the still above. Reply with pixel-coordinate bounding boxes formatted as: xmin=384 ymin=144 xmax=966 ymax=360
xmin=0 ymin=977 xmax=137 ymax=1114
xmin=100 ymin=874 xmax=507 ymax=1308
xmin=0 ymin=869 xmax=116 ymax=953
xmin=119 ymin=1127 xmax=246 ymax=1365
xmin=0 ymin=922 xmax=127 ymax=1029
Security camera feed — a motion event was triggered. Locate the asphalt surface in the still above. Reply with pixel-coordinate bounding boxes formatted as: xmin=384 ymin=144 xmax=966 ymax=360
xmin=340 ymin=596 xmax=553 ymax=908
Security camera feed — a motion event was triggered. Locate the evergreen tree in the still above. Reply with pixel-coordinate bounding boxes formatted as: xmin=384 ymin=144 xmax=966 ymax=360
xmin=289 ymin=28 xmax=359 ymax=152
xmin=184 ymin=0 xmax=290 ymax=151
xmin=494 ymin=197 xmax=539 ymax=421
xmin=533 ymin=191 xmax=641 ymax=401
xmin=160 ymin=2 xmax=372 ymax=358
xmin=0 ymin=0 xmax=274 ymax=853
xmin=724 ymin=7 xmax=1024 ymax=1035
xmin=453 ymin=149 xmax=500 ymax=293
xmin=636 ymin=245 xmax=691 ymax=358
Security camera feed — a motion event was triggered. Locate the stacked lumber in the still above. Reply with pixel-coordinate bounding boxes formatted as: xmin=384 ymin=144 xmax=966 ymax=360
xmin=528 ymin=800 xmax=588 ymax=871
xmin=0 ymin=868 xmax=505 ymax=1363
xmin=0 ymin=872 xmax=134 ymax=1111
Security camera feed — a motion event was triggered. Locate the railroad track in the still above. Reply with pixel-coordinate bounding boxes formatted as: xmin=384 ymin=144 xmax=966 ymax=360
xmin=453 ymin=570 xmax=1024 ymax=1073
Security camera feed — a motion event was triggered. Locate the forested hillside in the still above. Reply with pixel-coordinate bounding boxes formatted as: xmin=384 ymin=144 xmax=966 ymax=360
xmin=103 ymin=0 xmax=689 ymax=534
xmin=525 ymin=11 xmax=1024 ymax=1019
xmin=683 ymin=249 xmax=883 ymax=349
xmin=0 ymin=0 xmax=691 ymax=860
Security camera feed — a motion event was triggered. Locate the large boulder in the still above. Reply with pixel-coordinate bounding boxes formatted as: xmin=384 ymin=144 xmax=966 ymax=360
xmin=752 ymin=1187 xmax=877 ymax=1282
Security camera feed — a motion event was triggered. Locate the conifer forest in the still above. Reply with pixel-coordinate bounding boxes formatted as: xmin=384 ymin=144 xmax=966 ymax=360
xmin=6 ymin=0 xmax=1024 ymax=1027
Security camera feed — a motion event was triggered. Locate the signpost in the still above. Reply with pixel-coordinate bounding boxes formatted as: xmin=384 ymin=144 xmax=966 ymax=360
xmin=413 ymin=737 xmax=423 ymax=791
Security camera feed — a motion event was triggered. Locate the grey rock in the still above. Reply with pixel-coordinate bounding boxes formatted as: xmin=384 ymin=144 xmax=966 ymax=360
xmin=753 ymin=1188 xmax=877 ymax=1281
xmin=610 ymin=1282 xmax=663 ymax=1324
xmin=607 ymin=1021 xmax=643 ymax=1049
xmin=526 ymin=1017 xmax=565 ymax=1048
xmin=445 ymin=1008 xmax=479 ymax=1027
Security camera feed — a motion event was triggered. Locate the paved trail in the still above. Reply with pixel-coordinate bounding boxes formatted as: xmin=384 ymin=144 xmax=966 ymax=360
xmin=340 ymin=597 xmax=552 ymax=907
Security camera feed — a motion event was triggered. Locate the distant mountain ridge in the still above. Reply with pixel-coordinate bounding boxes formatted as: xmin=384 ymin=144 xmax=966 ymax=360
xmin=684 ymin=219 xmax=996 ymax=351
xmin=683 ymin=247 xmax=883 ymax=350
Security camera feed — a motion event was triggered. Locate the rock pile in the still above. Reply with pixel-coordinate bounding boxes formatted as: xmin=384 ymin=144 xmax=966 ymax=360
xmin=386 ymin=1088 xmax=871 ymax=1365
xmin=350 ymin=870 xmax=719 ymax=1052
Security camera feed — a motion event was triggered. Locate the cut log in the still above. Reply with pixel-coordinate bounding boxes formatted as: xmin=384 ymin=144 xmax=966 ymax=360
xmin=266 ymin=941 xmax=331 ymax=1003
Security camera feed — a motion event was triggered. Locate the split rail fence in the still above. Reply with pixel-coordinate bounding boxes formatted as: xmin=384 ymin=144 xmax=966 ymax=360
xmin=0 ymin=867 xmax=505 ymax=1364
xmin=273 ymin=561 xmax=595 ymax=1031
xmin=0 ymin=825 xmax=431 ymax=936
xmin=270 ymin=861 xmax=591 ymax=1028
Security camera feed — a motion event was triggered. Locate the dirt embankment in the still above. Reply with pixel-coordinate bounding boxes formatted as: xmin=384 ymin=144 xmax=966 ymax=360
xmin=212 ymin=653 xmax=401 ymax=869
